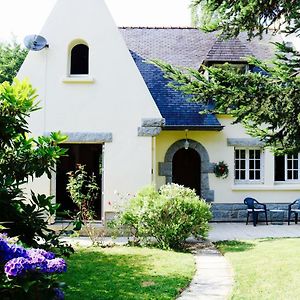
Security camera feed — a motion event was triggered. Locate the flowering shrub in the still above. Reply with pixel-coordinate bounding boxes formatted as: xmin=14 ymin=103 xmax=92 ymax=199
xmin=0 ymin=234 xmax=66 ymax=300
xmin=66 ymin=165 xmax=102 ymax=245
xmin=113 ymin=184 xmax=212 ymax=250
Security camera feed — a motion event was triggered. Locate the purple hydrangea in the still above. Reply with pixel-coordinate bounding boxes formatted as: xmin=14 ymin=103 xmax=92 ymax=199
xmin=0 ymin=239 xmax=27 ymax=262
xmin=27 ymin=253 xmax=48 ymax=272
xmin=10 ymin=244 xmax=27 ymax=259
xmin=46 ymin=258 xmax=67 ymax=274
xmin=1 ymin=237 xmax=66 ymax=278
xmin=27 ymin=248 xmax=56 ymax=260
xmin=4 ymin=257 xmax=29 ymax=277
xmin=0 ymin=238 xmax=11 ymax=261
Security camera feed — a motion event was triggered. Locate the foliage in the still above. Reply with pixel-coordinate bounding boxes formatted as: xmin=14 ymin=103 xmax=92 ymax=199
xmin=0 ymin=40 xmax=28 ymax=84
xmin=216 ymin=238 xmax=300 ymax=299
xmin=0 ymin=79 xmax=73 ymax=255
xmin=61 ymin=246 xmax=195 ymax=300
xmin=152 ymin=1 xmax=300 ymax=154
xmin=113 ymin=184 xmax=212 ymax=250
xmin=191 ymin=0 xmax=300 ymax=38
xmin=66 ymin=165 xmax=101 ymax=245
xmin=0 ymin=233 xmax=66 ymax=300
xmin=152 ymin=41 xmax=300 ymax=154
xmin=214 ymin=161 xmax=228 ymax=178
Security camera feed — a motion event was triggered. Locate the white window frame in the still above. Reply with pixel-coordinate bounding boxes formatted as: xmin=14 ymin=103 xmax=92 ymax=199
xmin=234 ymin=148 xmax=263 ymax=183
xmin=275 ymin=154 xmax=300 ymax=182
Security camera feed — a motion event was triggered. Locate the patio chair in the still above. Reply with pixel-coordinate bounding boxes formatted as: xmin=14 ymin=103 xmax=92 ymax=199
xmin=244 ymin=197 xmax=268 ymax=226
xmin=288 ymin=199 xmax=300 ymax=225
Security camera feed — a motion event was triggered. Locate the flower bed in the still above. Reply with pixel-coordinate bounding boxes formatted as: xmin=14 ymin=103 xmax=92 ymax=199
xmin=0 ymin=234 xmax=67 ymax=300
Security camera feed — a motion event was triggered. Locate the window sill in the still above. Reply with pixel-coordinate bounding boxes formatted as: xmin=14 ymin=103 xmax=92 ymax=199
xmin=232 ymin=184 xmax=300 ymax=191
xmin=62 ymin=76 xmax=94 ymax=83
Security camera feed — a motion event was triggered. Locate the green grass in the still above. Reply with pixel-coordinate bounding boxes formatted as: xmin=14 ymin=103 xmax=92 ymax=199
xmin=60 ymin=246 xmax=195 ymax=300
xmin=216 ymin=238 xmax=300 ymax=300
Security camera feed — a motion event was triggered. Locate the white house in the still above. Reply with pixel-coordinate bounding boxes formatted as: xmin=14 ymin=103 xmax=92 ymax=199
xmin=18 ymin=0 xmax=300 ymax=222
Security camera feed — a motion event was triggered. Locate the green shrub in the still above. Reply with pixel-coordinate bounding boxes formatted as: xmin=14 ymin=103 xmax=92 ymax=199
xmin=114 ymin=184 xmax=212 ymax=250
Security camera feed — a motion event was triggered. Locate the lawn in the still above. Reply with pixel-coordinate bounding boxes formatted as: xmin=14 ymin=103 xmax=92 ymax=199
xmin=60 ymin=246 xmax=195 ymax=300
xmin=216 ymin=238 xmax=300 ymax=300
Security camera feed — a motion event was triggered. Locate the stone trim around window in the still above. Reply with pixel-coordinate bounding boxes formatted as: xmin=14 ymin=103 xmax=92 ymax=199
xmin=44 ymin=132 xmax=112 ymax=143
xmin=158 ymin=139 xmax=215 ymax=202
xmin=227 ymin=138 xmax=264 ymax=147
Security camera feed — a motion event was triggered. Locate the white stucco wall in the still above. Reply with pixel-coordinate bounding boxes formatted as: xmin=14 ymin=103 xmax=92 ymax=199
xmin=156 ymin=115 xmax=300 ymax=204
xmin=18 ymin=0 xmax=162 ymax=219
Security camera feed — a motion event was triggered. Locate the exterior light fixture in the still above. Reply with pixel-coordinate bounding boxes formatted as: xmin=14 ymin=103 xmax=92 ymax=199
xmin=184 ymin=129 xmax=189 ymax=150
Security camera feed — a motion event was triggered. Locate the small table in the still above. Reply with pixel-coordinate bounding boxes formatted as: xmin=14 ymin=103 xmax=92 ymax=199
xmin=269 ymin=209 xmax=285 ymax=225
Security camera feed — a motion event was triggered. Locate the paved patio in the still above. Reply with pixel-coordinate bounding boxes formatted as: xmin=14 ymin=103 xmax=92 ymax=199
xmin=208 ymin=222 xmax=300 ymax=241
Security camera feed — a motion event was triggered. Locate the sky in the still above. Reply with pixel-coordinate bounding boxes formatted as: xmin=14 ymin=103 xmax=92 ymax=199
xmin=0 ymin=0 xmax=192 ymax=43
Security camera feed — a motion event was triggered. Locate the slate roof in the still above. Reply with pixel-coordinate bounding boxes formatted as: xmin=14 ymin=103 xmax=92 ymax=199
xmin=119 ymin=27 xmax=281 ymax=129
xmin=204 ymin=37 xmax=253 ymax=64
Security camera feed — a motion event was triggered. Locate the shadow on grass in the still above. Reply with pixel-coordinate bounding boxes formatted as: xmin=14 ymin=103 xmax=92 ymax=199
xmin=215 ymin=240 xmax=255 ymax=254
xmin=60 ymin=248 xmax=192 ymax=300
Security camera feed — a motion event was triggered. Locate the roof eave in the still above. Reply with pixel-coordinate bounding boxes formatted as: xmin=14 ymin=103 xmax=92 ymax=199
xmin=162 ymin=125 xmax=224 ymax=131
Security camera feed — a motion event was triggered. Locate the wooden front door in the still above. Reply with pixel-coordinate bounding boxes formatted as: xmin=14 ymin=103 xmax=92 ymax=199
xmin=172 ymin=148 xmax=201 ymax=195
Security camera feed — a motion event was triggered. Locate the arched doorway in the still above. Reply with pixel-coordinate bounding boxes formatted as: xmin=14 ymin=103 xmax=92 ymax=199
xmin=172 ymin=148 xmax=201 ymax=195
xmin=159 ymin=139 xmax=215 ymax=202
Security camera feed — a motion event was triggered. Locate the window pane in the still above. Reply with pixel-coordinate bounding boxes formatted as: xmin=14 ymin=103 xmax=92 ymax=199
xmin=241 ymin=170 xmax=246 ymax=179
xmin=294 ymin=160 xmax=298 ymax=169
xmin=249 ymin=170 xmax=254 ymax=180
xmin=274 ymin=155 xmax=285 ymax=181
xmin=249 ymin=160 xmax=254 ymax=169
xmin=287 ymin=170 xmax=293 ymax=179
xmin=288 ymin=159 xmax=292 ymax=169
xmin=241 ymin=160 xmax=246 ymax=169
xmin=236 ymin=160 xmax=240 ymax=169
xmin=255 ymin=150 xmax=260 ymax=159
xmin=255 ymin=171 xmax=260 ymax=180
xmin=71 ymin=44 xmax=89 ymax=75
xmin=249 ymin=150 xmax=254 ymax=159
xmin=294 ymin=171 xmax=298 ymax=180
xmin=240 ymin=150 xmax=246 ymax=159
xmin=235 ymin=150 xmax=239 ymax=159
xmin=235 ymin=171 xmax=239 ymax=179
xmin=255 ymin=160 xmax=260 ymax=169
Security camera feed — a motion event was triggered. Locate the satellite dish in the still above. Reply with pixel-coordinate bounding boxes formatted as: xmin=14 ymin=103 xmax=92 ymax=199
xmin=24 ymin=35 xmax=49 ymax=51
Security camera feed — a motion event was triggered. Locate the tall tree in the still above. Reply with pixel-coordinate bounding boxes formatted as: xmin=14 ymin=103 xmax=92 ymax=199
xmin=0 ymin=40 xmax=28 ymax=84
xmin=191 ymin=0 xmax=300 ymax=38
xmin=153 ymin=1 xmax=300 ymax=154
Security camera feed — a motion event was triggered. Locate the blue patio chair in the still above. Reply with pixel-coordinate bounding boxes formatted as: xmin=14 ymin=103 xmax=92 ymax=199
xmin=244 ymin=197 xmax=268 ymax=226
xmin=288 ymin=199 xmax=300 ymax=225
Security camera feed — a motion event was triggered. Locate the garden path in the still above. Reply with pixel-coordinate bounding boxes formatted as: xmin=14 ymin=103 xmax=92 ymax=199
xmin=177 ymin=246 xmax=233 ymax=300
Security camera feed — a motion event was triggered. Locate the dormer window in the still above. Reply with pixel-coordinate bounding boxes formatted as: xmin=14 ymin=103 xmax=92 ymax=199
xmin=70 ymin=44 xmax=89 ymax=75
xmin=212 ymin=63 xmax=248 ymax=74
xmin=203 ymin=37 xmax=253 ymax=74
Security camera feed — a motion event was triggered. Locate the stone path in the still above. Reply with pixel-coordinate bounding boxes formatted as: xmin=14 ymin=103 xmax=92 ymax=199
xmin=177 ymin=247 xmax=233 ymax=300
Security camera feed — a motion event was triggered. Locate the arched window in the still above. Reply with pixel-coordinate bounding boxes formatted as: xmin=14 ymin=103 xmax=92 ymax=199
xmin=70 ymin=44 xmax=89 ymax=75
